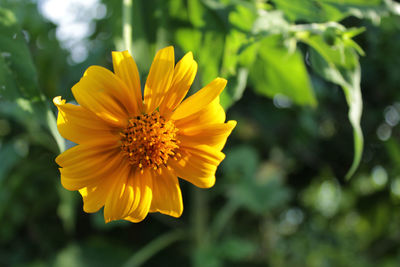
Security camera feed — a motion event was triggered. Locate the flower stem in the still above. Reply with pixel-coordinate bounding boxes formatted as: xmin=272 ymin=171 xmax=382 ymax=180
xmin=211 ymin=199 xmax=239 ymax=240
xmin=123 ymin=0 xmax=132 ymax=52
xmin=191 ymin=188 xmax=209 ymax=247
xmin=122 ymin=230 xmax=186 ymax=267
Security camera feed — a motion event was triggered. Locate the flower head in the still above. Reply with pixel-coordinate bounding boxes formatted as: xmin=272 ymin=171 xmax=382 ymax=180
xmin=54 ymin=46 xmax=236 ymax=223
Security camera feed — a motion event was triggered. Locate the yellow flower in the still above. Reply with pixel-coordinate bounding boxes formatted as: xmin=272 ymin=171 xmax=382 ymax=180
xmin=53 ymin=46 xmax=236 ymax=223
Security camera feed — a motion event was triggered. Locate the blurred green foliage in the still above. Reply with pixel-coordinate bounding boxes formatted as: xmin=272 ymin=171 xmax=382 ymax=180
xmin=1 ymin=0 xmax=400 ymax=266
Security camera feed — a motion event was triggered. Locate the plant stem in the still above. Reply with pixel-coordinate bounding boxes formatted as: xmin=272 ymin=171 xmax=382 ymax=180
xmin=192 ymin=188 xmax=208 ymax=247
xmin=123 ymin=0 xmax=133 ymax=52
xmin=211 ymin=200 xmax=239 ymax=240
xmin=122 ymin=230 xmax=186 ymax=267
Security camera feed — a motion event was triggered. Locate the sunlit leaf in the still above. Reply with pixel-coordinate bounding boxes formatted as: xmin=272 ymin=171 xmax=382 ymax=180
xmin=297 ymin=23 xmax=364 ymax=178
xmin=220 ymin=67 xmax=248 ymax=109
xmin=272 ymin=0 xmax=343 ymax=22
xmin=310 ymin=49 xmax=363 ymax=179
xmin=272 ymin=0 xmax=389 ymax=23
xmin=249 ymin=35 xmax=317 ymax=107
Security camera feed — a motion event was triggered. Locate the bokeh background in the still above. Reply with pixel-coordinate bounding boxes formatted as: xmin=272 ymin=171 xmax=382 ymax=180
xmin=1 ymin=0 xmax=400 ymax=266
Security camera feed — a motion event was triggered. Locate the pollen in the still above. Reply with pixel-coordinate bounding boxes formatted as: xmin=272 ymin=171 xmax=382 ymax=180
xmin=120 ymin=111 xmax=179 ymax=172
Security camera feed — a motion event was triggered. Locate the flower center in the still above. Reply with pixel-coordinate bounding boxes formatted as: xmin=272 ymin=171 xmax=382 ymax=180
xmin=120 ymin=111 xmax=179 ymax=173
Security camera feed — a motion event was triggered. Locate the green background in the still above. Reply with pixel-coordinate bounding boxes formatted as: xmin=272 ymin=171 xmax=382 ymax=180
xmin=1 ymin=0 xmax=400 ymax=266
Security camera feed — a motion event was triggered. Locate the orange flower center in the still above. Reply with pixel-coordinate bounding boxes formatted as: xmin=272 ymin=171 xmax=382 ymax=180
xmin=120 ymin=111 xmax=179 ymax=173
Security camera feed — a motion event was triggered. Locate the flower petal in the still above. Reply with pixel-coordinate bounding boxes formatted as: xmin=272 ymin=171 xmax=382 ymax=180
xmin=169 ymin=145 xmax=225 ymax=188
xmin=103 ymin=164 xmax=136 ymax=222
xmin=72 ymin=66 xmax=136 ymax=127
xmin=60 ymin=150 xmax=123 ymax=191
xmin=159 ymin=52 xmax=197 ymax=116
xmin=56 ymin=138 xmax=119 ymax=167
xmin=171 ymin=78 xmax=227 ymax=120
xmin=144 ymin=46 xmax=175 ymax=113
xmin=123 ymin=169 xmax=153 ymax=223
xmin=149 ymin=168 xmax=183 ymax=218
xmin=53 ymin=96 xmax=116 ymax=144
xmin=56 ymin=140 xmax=121 ymax=191
xmin=79 ymin=174 xmax=120 ymax=213
xmin=112 ymin=51 xmax=143 ymax=112
xmin=174 ymin=97 xmax=226 ymax=129
xmin=178 ymin=120 xmax=237 ymax=150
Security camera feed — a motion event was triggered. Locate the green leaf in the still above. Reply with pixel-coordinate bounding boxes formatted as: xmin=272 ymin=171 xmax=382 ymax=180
xmin=249 ymin=35 xmax=317 ymax=107
xmin=252 ymin=10 xmax=290 ymax=36
xmin=310 ymin=49 xmax=363 ymax=179
xmin=272 ymin=0 xmax=388 ymax=23
xmin=229 ymin=3 xmax=257 ymax=32
xmin=175 ymin=29 xmax=224 ymax=88
xmin=0 ymin=99 xmax=59 ymax=152
xmin=298 ymin=26 xmax=359 ymax=69
xmin=298 ymin=24 xmax=365 ymax=178
xmin=220 ymin=67 xmax=248 ymax=109
xmin=199 ymin=31 xmax=225 ymax=85
xmin=0 ymin=7 xmax=64 ymax=153
xmin=0 ymin=7 xmax=40 ymax=99
xmin=188 ymin=0 xmax=206 ymax=27
xmin=321 ymin=0 xmax=390 ymax=23
xmin=272 ymin=0 xmax=343 ymax=22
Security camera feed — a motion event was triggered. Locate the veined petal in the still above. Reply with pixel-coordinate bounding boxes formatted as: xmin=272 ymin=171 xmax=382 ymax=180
xmin=169 ymin=145 xmax=225 ymax=188
xmin=123 ymin=169 xmax=153 ymax=223
xmin=79 ymin=172 xmax=120 ymax=213
xmin=180 ymin=144 xmax=225 ymax=165
xmin=178 ymin=120 xmax=237 ymax=150
xmin=159 ymin=52 xmax=197 ymax=116
xmin=56 ymin=138 xmax=120 ymax=167
xmin=149 ymin=168 xmax=183 ymax=218
xmin=171 ymin=78 xmax=227 ymax=120
xmin=53 ymin=96 xmax=116 ymax=144
xmin=60 ymin=150 xmax=123 ymax=191
xmin=73 ymin=152 xmax=126 ymax=213
xmin=56 ymin=140 xmax=121 ymax=191
xmin=174 ymin=97 xmax=226 ymax=129
xmin=112 ymin=51 xmax=143 ymax=112
xmin=72 ymin=66 xmax=136 ymax=127
xmin=144 ymin=46 xmax=175 ymax=113
xmin=103 ymin=164 xmax=136 ymax=222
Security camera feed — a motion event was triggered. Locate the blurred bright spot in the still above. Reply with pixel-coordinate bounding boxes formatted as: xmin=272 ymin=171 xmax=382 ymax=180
xmin=278 ymin=208 xmax=304 ymax=235
xmin=38 ymin=0 xmax=107 ymax=63
xmin=353 ymin=174 xmax=375 ymax=195
xmin=273 ymin=93 xmax=292 ymax=108
xmin=371 ymin=165 xmax=388 ymax=188
xmin=384 ymin=105 xmax=400 ymax=126
xmin=376 ymin=123 xmax=391 ymax=141
xmin=285 ymin=208 xmax=304 ymax=225
xmin=316 ymin=180 xmax=341 ymax=217
xmin=390 ymin=177 xmax=400 ymax=198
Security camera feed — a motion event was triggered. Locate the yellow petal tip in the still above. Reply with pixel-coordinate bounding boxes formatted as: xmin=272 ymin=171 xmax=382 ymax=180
xmin=53 ymin=96 xmax=65 ymax=106
xmin=227 ymin=120 xmax=237 ymax=129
